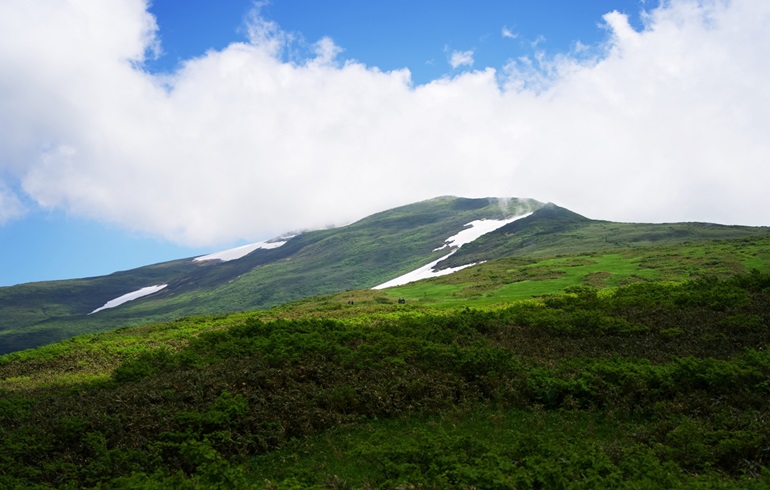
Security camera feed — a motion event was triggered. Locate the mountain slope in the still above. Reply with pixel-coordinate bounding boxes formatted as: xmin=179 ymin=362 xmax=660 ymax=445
xmin=0 ymin=196 xmax=542 ymax=354
xmin=2 ymin=196 xmax=769 ymax=355
xmin=67 ymin=197 xmax=541 ymax=318
xmin=440 ymin=202 xmax=769 ymax=268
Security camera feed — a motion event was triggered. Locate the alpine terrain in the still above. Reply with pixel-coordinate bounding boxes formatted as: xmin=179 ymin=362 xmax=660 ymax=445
xmin=2 ymin=196 xmax=770 ymax=488
xmin=1 ymin=196 xmax=768 ymax=355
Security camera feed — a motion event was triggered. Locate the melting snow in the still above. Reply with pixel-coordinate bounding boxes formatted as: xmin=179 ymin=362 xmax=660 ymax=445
xmin=193 ymin=238 xmax=291 ymax=263
xmin=89 ymin=284 xmax=167 ymax=314
xmin=373 ymin=213 xmax=531 ymax=290
xmin=372 ymin=251 xmax=478 ymax=290
xmin=434 ymin=215 xmax=530 ymax=250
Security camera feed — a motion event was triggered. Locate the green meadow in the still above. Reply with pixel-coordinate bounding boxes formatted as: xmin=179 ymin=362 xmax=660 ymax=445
xmin=387 ymin=236 xmax=770 ymax=307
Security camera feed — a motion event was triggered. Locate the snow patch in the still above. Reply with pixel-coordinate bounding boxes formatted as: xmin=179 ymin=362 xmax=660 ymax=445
xmin=89 ymin=284 xmax=167 ymax=314
xmin=373 ymin=251 xmax=481 ymax=290
xmin=434 ymin=214 xmax=531 ymax=250
xmin=193 ymin=237 xmax=292 ymax=263
xmin=373 ymin=213 xmax=531 ymax=290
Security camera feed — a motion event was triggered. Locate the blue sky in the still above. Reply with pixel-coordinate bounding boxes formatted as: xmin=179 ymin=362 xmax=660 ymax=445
xmin=145 ymin=1 xmax=647 ymax=82
xmin=1 ymin=0 xmax=769 ymax=286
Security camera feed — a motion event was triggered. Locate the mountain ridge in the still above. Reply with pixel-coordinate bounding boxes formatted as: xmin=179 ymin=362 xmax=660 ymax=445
xmin=1 ymin=195 xmax=768 ymax=355
xmin=0 ymin=197 xmax=543 ymax=353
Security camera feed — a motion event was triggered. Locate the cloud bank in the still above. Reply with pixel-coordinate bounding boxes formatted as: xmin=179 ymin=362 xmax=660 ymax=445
xmin=0 ymin=0 xmax=768 ymax=247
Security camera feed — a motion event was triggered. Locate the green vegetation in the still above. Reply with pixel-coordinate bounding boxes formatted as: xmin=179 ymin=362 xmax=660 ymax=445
xmin=388 ymin=235 xmax=770 ymax=307
xmin=443 ymin=203 xmax=770 ymax=267
xmin=0 ymin=197 xmax=543 ymax=354
xmin=2 ymin=199 xmax=770 ymax=487
xmin=5 ymin=197 xmax=770 ymax=356
xmin=2 ymin=267 xmax=770 ymax=487
xmin=3 ymin=198 xmax=769 ymax=356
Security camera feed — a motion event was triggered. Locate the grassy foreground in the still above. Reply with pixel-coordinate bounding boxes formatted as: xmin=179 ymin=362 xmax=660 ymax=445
xmin=1 ymin=237 xmax=770 ymax=488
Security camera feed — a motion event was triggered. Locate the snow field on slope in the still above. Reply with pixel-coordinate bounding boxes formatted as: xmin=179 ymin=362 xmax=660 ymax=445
xmin=373 ymin=213 xmax=531 ymax=289
xmin=193 ymin=238 xmax=291 ymax=263
xmin=89 ymin=284 xmax=168 ymax=314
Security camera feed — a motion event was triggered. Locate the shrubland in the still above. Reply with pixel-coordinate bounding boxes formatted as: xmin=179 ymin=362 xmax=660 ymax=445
xmin=1 ymin=236 xmax=770 ymax=488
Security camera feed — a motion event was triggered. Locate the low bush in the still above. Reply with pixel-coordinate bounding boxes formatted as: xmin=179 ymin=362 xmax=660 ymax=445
xmin=0 ymin=273 xmax=768 ymax=487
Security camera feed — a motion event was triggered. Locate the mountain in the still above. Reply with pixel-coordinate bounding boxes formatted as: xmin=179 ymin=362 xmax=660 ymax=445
xmin=1 ymin=196 xmax=768 ymax=355
xmin=440 ymin=202 xmax=765 ymax=267
xmin=0 ymin=197 xmax=540 ymax=353
xmin=2 ymin=201 xmax=770 ymax=487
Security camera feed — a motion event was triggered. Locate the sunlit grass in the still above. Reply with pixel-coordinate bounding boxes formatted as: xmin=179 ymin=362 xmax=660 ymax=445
xmin=382 ymin=237 xmax=770 ymax=307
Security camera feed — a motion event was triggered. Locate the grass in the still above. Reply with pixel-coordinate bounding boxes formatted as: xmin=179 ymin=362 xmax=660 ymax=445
xmin=384 ymin=236 xmax=770 ymax=307
xmin=0 ymin=313 xmax=254 ymax=389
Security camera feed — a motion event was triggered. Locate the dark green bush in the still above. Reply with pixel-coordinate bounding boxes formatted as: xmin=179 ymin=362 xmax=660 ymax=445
xmin=2 ymin=272 xmax=770 ymax=487
xmin=113 ymin=347 xmax=176 ymax=382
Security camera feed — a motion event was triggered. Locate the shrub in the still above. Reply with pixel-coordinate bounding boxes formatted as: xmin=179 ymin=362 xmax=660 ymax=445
xmin=113 ymin=347 xmax=176 ymax=383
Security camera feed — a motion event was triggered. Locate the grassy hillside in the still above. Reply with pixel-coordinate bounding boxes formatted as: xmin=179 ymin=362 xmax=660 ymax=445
xmin=113 ymin=196 xmax=544 ymax=315
xmin=2 ymin=234 xmax=770 ymax=488
xmin=0 ymin=258 xmax=206 ymax=355
xmin=4 ymin=197 xmax=769 ymax=356
xmin=0 ymin=196 xmax=543 ymax=355
xmin=388 ymin=234 xmax=770 ymax=307
xmin=441 ymin=203 xmax=770 ymax=268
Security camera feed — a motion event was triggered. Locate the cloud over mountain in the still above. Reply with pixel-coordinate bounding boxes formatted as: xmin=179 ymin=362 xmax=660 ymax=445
xmin=0 ymin=0 xmax=768 ymax=246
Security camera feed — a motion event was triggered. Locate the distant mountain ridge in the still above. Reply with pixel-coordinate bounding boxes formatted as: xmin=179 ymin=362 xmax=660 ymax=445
xmin=1 ymin=196 xmax=768 ymax=354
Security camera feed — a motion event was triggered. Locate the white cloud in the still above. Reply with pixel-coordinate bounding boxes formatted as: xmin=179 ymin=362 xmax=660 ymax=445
xmin=530 ymin=34 xmax=546 ymax=48
xmin=448 ymin=49 xmax=475 ymax=69
xmin=0 ymin=182 xmax=26 ymax=224
xmin=243 ymin=1 xmax=290 ymax=57
xmin=0 ymin=0 xmax=769 ymax=250
xmin=502 ymin=26 xmax=518 ymax=39
xmin=313 ymin=36 xmax=343 ymax=65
